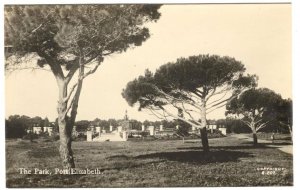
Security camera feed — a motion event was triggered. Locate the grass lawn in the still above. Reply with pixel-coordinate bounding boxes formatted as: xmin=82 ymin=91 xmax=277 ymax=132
xmin=6 ymin=135 xmax=293 ymax=187
xmin=243 ymin=132 xmax=292 ymax=146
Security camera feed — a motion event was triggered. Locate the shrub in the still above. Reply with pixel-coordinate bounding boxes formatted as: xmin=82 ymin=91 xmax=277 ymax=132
xmin=51 ymin=134 xmax=60 ymax=141
xmin=22 ymin=133 xmax=38 ymax=140
xmin=207 ymin=130 xmax=225 ymax=138
xmin=73 ymin=133 xmax=86 ymax=141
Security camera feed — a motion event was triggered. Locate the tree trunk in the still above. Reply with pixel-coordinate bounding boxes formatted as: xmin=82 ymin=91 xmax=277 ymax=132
xmin=58 ymin=120 xmax=75 ymax=168
xmin=200 ymin=98 xmax=209 ymax=152
xmin=200 ymin=127 xmax=209 ymax=152
xmin=288 ymin=125 xmax=293 ymax=142
xmin=57 ymin=80 xmax=75 ymax=168
xmin=252 ymin=126 xmax=258 ymax=146
xmin=55 ymin=54 xmax=85 ymax=168
xmin=69 ymin=65 xmax=84 ymax=129
xmin=253 ymin=132 xmax=258 ymax=146
xmin=247 ymin=118 xmax=258 ymax=146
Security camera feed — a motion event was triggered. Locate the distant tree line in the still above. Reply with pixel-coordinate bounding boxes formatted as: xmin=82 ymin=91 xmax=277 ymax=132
xmin=6 ymin=112 xmax=291 ymax=139
xmin=6 ymin=115 xmax=185 ymax=138
xmin=5 ymin=115 xmax=50 ymax=138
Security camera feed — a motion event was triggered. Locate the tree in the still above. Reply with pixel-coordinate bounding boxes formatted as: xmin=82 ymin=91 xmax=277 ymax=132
xmin=31 ymin=116 xmax=44 ymax=127
xmin=5 ymin=5 xmax=161 ymax=168
xmin=75 ymin=120 xmax=90 ymax=132
xmin=130 ymin=119 xmax=143 ymax=130
xmin=217 ymin=118 xmax=250 ymax=134
xmin=143 ymin=120 xmax=151 ymax=127
xmin=161 ymin=120 xmax=177 ymax=129
xmin=226 ymin=88 xmax=282 ymax=146
xmin=6 ymin=115 xmax=29 ymax=138
xmin=276 ymin=98 xmax=293 ymax=140
xmin=107 ymin=118 xmax=118 ymax=127
xmin=122 ymin=54 xmax=256 ymax=152
xmin=44 ymin=117 xmax=50 ymax=127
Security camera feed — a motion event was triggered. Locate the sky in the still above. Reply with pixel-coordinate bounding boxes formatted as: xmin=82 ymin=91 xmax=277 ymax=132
xmin=5 ymin=4 xmax=292 ymax=122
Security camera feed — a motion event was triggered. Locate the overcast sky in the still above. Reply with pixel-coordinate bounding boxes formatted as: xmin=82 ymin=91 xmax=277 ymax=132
xmin=5 ymin=4 xmax=291 ymax=122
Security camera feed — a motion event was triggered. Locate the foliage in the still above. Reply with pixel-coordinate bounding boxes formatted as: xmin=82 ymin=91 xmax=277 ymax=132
xmin=226 ymin=88 xmax=283 ymax=132
xmin=6 ymin=119 xmax=27 ymax=138
xmin=44 ymin=117 xmax=50 ymax=127
xmin=52 ymin=134 xmax=60 ymax=141
xmin=122 ymin=54 xmax=257 ymax=129
xmin=176 ymin=120 xmax=191 ymax=137
xmin=5 ymin=115 xmax=49 ymax=138
xmin=216 ymin=118 xmax=251 ymax=133
xmin=5 ymin=5 xmax=161 ymax=64
xmin=52 ymin=117 xmax=59 ymax=134
xmin=75 ymin=120 xmax=91 ymax=132
xmin=123 ymin=54 xmax=256 ymax=151
xmin=130 ymin=119 xmax=143 ymax=130
xmin=22 ymin=133 xmax=38 ymax=140
xmin=275 ymin=98 xmax=292 ymax=132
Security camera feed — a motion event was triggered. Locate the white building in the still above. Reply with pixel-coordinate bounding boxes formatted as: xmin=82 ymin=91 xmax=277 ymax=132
xmin=43 ymin=126 xmax=53 ymax=136
xmin=33 ymin=126 xmax=42 ymax=134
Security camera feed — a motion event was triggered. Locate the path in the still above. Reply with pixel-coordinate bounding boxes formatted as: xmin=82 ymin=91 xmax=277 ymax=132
xmin=231 ymin=133 xmax=293 ymax=155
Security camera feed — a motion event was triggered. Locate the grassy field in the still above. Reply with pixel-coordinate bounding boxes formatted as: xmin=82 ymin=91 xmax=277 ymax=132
xmin=6 ymin=134 xmax=293 ymax=187
xmin=250 ymin=132 xmax=292 ymax=144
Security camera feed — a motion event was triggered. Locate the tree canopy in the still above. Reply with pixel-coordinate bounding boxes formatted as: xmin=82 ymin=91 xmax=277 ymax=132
xmin=274 ymin=98 xmax=293 ymax=137
xmin=226 ymin=88 xmax=284 ymax=145
xmin=5 ymin=5 xmax=161 ymax=65
xmin=123 ymin=54 xmax=257 ymax=122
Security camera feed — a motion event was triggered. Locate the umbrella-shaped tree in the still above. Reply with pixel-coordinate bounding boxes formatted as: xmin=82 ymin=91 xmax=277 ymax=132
xmin=226 ymin=88 xmax=283 ymax=146
xmin=122 ymin=54 xmax=257 ymax=152
xmin=5 ymin=4 xmax=161 ymax=168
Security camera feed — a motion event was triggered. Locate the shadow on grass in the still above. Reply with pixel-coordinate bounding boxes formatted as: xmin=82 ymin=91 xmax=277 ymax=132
xmin=176 ymin=144 xmax=274 ymax=151
xmin=135 ymin=150 xmax=253 ymax=164
xmin=263 ymin=142 xmax=292 ymax=146
xmin=240 ymin=141 xmax=292 ymax=146
xmin=106 ymin=154 xmax=130 ymax=159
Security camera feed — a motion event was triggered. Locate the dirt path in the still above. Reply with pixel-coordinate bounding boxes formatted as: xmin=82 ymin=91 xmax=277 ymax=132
xmin=231 ymin=133 xmax=293 ymax=155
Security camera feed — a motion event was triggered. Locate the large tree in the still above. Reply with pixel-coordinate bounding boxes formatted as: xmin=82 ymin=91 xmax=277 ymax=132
xmin=5 ymin=5 xmax=161 ymax=168
xmin=276 ymin=98 xmax=293 ymax=140
xmin=226 ymin=88 xmax=283 ymax=146
xmin=122 ymin=54 xmax=257 ymax=152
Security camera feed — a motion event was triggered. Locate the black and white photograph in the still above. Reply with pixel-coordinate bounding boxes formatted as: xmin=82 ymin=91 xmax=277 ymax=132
xmin=3 ymin=1 xmax=295 ymax=188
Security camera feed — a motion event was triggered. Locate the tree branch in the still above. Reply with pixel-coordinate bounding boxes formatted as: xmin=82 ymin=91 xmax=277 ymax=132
xmin=63 ymin=60 xmax=102 ymax=105
xmin=256 ymin=121 xmax=270 ymax=132
xmin=158 ymin=105 xmax=201 ymax=128
xmin=205 ymin=87 xmax=216 ymax=102
xmin=206 ymin=102 xmax=228 ymax=114
xmin=241 ymin=119 xmax=251 ymax=128
xmin=65 ymin=60 xmax=80 ymax=84
xmin=207 ymin=89 xmax=229 ymax=106
xmin=37 ymin=51 xmax=65 ymax=80
xmin=206 ymin=95 xmax=235 ymax=111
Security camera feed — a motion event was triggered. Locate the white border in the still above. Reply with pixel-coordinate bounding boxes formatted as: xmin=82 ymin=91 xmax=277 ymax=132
xmin=1 ymin=0 xmax=293 ymax=5
xmin=1 ymin=1 xmax=298 ymax=190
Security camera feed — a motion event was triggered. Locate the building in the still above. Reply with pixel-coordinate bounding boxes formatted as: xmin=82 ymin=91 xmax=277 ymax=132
xmin=207 ymin=121 xmax=218 ymax=133
xmin=32 ymin=124 xmax=42 ymax=134
xmin=119 ymin=110 xmax=132 ymax=132
xmin=43 ymin=126 xmax=53 ymax=136
xmin=89 ymin=110 xmax=132 ymax=142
